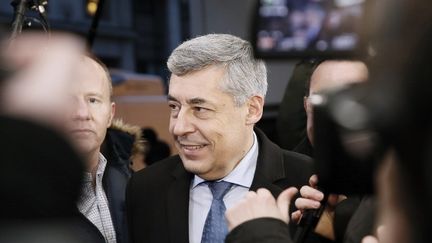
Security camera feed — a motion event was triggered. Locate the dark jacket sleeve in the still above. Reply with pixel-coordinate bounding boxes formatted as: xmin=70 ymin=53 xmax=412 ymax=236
xmin=343 ymin=196 xmax=376 ymax=243
xmin=225 ymin=218 xmax=294 ymax=243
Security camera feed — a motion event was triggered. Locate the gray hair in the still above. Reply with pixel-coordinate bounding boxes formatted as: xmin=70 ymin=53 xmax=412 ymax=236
xmin=167 ymin=34 xmax=267 ymax=106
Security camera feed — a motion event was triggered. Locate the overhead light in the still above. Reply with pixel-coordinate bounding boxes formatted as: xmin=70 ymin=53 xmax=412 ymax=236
xmin=86 ymin=0 xmax=99 ymax=16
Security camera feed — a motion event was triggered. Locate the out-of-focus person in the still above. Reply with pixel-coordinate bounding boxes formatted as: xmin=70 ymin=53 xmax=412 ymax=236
xmin=229 ymin=0 xmax=432 ymax=243
xmin=0 ymin=32 xmax=105 ymax=243
xmin=276 ymin=59 xmax=318 ymax=152
xmin=102 ymin=119 xmax=145 ymax=173
xmin=141 ymin=127 xmax=171 ymax=166
xmin=226 ymin=59 xmax=373 ymax=243
xmin=0 ymin=33 xmax=83 ymax=129
xmin=293 ymin=59 xmax=375 ymax=243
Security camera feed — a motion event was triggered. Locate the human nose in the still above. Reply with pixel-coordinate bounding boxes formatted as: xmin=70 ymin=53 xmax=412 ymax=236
xmin=171 ymin=109 xmax=194 ymax=136
xmin=71 ymin=99 xmax=90 ymax=120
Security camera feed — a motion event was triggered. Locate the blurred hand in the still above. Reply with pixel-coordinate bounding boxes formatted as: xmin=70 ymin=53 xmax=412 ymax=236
xmin=362 ymin=236 xmax=379 ymax=243
xmin=226 ymin=187 xmax=298 ymax=231
xmin=0 ymin=32 xmax=84 ymax=129
xmin=362 ymin=225 xmax=387 ymax=243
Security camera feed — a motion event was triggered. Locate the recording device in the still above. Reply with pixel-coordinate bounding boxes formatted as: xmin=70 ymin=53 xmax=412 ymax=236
xmin=252 ymin=0 xmax=369 ymax=59
xmin=251 ymin=0 xmax=382 ymax=195
xmin=312 ymin=83 xmax=388 ymax=195
xmin=293 ymin=83 xmax=389 ymax=243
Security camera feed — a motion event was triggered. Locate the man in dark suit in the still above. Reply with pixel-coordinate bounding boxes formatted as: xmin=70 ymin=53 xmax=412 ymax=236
xmin=126 ymin=34 xmax=313 ymax=243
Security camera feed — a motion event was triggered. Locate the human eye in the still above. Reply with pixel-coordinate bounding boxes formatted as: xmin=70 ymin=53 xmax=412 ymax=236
xmin=193 ymin=106 xmax=208 ymax=112
xmin=168 ymin=102 xmax=180 ymax=117
xmin=88 ymin=97 xmax=101 ymax=104
xmin=193 ymin=106 xmax=212 ymax=118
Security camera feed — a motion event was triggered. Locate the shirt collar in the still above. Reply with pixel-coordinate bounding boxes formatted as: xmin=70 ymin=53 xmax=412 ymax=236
xmin=192 ymin=132 xmax=259 ymax=188
xmin=82 ymin=153 xmax=108 ymax=182
xmin=97 ymin=153 xmax=108 ymax=176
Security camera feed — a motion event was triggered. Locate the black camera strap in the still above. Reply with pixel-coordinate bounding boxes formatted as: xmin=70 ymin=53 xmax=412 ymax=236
xmin=293 ymin=193 xmax=328 ymax=243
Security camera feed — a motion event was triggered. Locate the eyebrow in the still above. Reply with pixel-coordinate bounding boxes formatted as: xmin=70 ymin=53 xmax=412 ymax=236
xmin=86 ymin=92 xmax=104 ymax=98
xmin=188 ymin=98 xmax=207 ymax=105
xmin=167 ymin=94 xmax=178 ymax=102
xmin=167 ymin=95 xmax=212 ymax=106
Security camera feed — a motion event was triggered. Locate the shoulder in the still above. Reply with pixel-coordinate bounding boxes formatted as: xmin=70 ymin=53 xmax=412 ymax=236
xmin=255 ymin=127 xmax=311 ymax=163
xmin=268 ymin=147 xmax=314 ymax=189
xmin=282 ymin=149 xmax=313 ymax=166
xmin=128 ymin=155 xmax=181 ymax=188
xmin=281 ymin=150 xmax=314 ymax=182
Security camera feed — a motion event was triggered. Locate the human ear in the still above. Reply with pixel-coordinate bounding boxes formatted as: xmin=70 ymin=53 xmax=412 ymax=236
xmin=246 ymin=95 xmax=264 ymax=125
xmin=108 ymin=102 xmax=116 ymax=127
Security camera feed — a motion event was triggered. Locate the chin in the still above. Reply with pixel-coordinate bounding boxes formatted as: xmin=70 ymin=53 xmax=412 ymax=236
xmin=181 ymin=158 xmax=209 ymax=175
xmin=74 ymin=142 xmax=98 ymax=155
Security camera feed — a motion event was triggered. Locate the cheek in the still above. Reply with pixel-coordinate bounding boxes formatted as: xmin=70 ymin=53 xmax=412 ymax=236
xmin=102 ymin=114 xmax=111 ymax=128
xmin=94 ymin=109 xmax=113 ymax=130
xmin=168 ymin=118 xmax=175 ymax=131
xmin=168 ymin=121 xmax=178 ymax=136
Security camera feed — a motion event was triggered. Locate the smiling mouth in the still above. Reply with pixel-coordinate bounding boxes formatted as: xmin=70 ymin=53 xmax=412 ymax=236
xmin=180 ymin=144 xmax=206 ymax=150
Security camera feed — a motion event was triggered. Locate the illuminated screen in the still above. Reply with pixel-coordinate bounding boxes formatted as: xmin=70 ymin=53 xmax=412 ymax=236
xmin=253 ymin=0 xmax=367 ymax=59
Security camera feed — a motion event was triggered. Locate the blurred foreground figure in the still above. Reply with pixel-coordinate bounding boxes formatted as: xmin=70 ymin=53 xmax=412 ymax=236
xmin=0 ymin=33 xmax=83 ymax=129
xmin=361 ymin=0 xmax=432 ymax=242
xmin=0 ymin=33 xmax=105 ymax=243
xmin=293 ymin=59 xmax=375 ymax=243
xmin=227 ymin=0 xmax=432 ymax=243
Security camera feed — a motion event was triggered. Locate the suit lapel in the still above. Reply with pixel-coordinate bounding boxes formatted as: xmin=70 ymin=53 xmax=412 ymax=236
xmin=167 ymin=158 xmax=193 ymax=243
xmin=250 ymin=128 xmax=287 ymax=197
xmin=250 ymin=171 xmax=284 ymax=198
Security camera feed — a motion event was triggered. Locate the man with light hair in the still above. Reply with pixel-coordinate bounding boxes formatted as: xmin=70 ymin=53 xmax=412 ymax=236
xmin=67 ymin=56 xmax=131 ymax=243
xmin=127 ymin=33 xmax=313 ymax=243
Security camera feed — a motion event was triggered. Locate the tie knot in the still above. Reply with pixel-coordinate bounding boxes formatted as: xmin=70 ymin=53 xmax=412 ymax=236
xmin=208 ymin=181 xmax=232 ymax=200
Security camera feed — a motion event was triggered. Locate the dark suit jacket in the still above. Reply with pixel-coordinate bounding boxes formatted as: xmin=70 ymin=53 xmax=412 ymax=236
xmin=102 ymin=128 xmax=134 ymax=243
xmin=126 ymin=128 xmax=313 ymax=243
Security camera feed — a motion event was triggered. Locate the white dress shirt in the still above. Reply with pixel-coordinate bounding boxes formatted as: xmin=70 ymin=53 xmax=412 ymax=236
xmin=188 ymin=132 xmax=259 ymax=243
xmin=77 ymin=153 xmax=117 ymax=243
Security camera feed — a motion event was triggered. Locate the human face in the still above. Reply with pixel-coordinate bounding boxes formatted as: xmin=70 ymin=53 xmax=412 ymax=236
xmin=67 ymin=57 xmax=115 ymax=157
xmin=305 ymin=60 xmax=368 ymax=144
xmin=168 ymin=66 xmax=262 ymax=180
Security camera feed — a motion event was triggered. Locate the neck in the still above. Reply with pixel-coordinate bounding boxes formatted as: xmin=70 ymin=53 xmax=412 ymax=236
xmin=84 ymin=150 xmax=100 ymax=182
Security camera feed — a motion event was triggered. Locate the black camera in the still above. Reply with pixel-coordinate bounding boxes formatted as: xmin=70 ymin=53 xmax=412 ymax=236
xmin=311 ymin=83 xmax=389 ymax=195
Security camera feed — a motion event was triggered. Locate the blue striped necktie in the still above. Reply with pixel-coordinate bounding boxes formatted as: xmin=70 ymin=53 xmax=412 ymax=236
xmin=201 ymin=181 xmax=233 ymax=243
